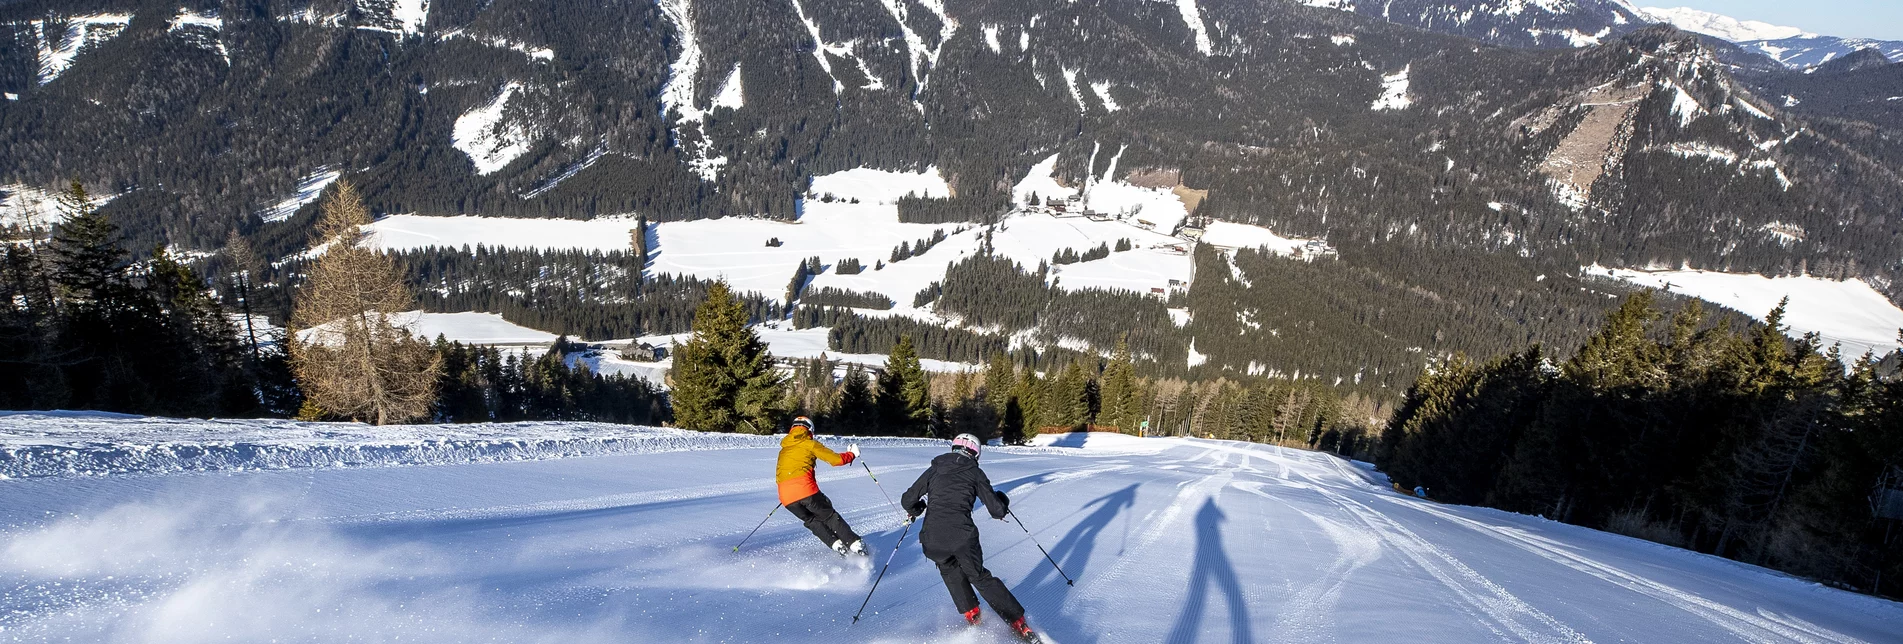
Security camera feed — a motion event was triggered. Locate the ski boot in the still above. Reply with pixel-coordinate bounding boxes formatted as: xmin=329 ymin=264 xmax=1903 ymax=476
xmin=831 ymin=539 xmax=850 ymax=556
xmin=1010 ymin=616 xmax=1043 ymax=642
xmin=848 ymin=539 xmax=868 ymax=556
xmin=963 ymin=607 xmax=983 ymax=626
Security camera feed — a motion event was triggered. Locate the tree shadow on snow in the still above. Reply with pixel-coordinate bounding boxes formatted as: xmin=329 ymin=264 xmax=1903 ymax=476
xmin=1017 ymin=484 xmax=1139 ymax=644
xmin=1164 ymin=499 xmax=1253 ymax=644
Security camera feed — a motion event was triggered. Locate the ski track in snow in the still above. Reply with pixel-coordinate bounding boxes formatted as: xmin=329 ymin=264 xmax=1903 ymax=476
xmin=2 ymin=428 xmax=1899 ymax=642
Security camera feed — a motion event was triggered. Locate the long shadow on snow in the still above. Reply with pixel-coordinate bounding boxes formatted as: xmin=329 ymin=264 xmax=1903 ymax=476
xmin=1164 ymin=499 xmax=1254 ymax=644
xmin=340 ymin=495 xmax=744 ymax=543
xmin=1016 ymin=483 xmax=1138 ymax=644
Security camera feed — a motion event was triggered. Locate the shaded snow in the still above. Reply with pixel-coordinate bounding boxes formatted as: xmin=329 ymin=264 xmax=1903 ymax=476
xmin=1586 ymin=265 xmax=1903 ymax=358
xmin=1372 ymin=66 xmax=1412 ymax=110
xmin=259 ymin=168 xmax=342 ymax=223
xmin=451 ymin=83 xmax=533 ymax=175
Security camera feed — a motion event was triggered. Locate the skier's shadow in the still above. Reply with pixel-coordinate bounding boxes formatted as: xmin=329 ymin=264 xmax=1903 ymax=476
xmin=1018 ymin=484 xmax=1138 ymax=644
xmin=1164 ymin=499 xmax=1253 ymax=644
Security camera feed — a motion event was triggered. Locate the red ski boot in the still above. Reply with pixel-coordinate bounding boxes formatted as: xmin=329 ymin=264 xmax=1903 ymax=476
xmin=1010 ymin=616 xmax=1037 ymax=640
xmin=963 ymin=607 xmax=983 ymax=625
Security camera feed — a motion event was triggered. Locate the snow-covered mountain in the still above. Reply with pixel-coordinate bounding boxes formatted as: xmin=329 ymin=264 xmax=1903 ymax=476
xmin=3 ymin=0 xmax=1901 ymax=386
xmin=1637 ymin=6 xmax=1810 ymax=42
xmin=1639 ymin=6 xmax=1903 ymax=68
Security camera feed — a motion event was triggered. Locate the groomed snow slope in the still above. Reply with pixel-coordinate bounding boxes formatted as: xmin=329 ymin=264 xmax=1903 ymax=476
xmin=1587 ymin=265 xmax=1903 ymax=358
xmin=1 ymin=419 xmax=1897 ymax=642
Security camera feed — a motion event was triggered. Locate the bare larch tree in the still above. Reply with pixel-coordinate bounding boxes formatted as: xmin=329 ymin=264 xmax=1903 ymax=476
xmin=289 ymin=181 xmax=439 ymax=425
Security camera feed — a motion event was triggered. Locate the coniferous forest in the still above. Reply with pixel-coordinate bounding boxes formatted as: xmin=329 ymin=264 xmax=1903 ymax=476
xmin=1378 ymin=292 xmax=1903 ymax=597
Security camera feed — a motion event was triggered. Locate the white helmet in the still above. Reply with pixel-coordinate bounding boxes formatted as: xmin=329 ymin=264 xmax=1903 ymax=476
xmin=951 ymin=433 xmax=982 ymax=459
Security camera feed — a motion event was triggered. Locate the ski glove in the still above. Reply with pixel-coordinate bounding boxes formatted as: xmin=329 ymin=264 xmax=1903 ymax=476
xmin=994 ymin=490 xmax=1010 ymax=516
xmin=846 ymin=443 xmax=861 ymax=458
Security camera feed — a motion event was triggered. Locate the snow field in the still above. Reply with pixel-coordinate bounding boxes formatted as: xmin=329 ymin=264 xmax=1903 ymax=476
xmin=451 ymin=82 xmax=533 ymax=175
xmin=366 ymin=213 xmax=642 ymax=253
xmin=1373 ymin=65 xmax=1413 ymax=111
xmin=806 ymin=167 xmax=950 ymax=204
xmin=1586 ymin=265 xmax=1903 ymax=358
xmin=29 ymin=14 xmax=132 ymax=85
xmin=2 ymin=422 xmax=1899 ymax=642
xmin=258 ymin=167 xmax=342 ymax=223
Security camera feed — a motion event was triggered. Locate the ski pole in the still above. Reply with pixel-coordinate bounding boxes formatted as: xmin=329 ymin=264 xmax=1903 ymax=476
xmin=1009 ymin=511 xmax=1074 ymax=586
xmin=733 ymin=501 xmax=782 ymax=553
xmin=860 ymin=460 xmax=907 ymax=518
xmin=852 ymin=519 xmax=914 ymax=625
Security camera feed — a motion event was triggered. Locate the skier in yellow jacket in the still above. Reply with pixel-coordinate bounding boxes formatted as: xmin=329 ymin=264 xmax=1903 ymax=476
xmin=777 ymin=416 xmax=866 ymax=555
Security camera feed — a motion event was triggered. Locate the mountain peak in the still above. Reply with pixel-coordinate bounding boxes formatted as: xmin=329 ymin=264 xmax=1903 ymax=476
xmin=1637 ymin=6 xmax=1813 ymax=42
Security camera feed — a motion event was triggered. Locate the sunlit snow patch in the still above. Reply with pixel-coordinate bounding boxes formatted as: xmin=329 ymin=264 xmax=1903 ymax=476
xmin=1372 ymin=66 xmax=1412 ymax=110
xmin=1585 ymin=265 xmax=1903 ymax=358
xmin=30 ymin=14 xmax=132 ymax=85
xmin=259 ymin=168 xmax=342 ymax=223
xmin=806 ymin=167 xmax=949 ymax=204
xmin=452 ymin=83 xmax=533 ymax=175
xmin=356 ymin=0 xmax=430 ymax=35
xmin=365 ymin=214 xmax=642 ymax=253
xmin=1090 ymin=81 xmax=1121 ymax=112
xmin=298 ymin=311 xmax=560 ymax=346
xmin=169 ymin=9 xmax=228 ymax=64
xmin=711 ymin=64 xmax=744 ymax=110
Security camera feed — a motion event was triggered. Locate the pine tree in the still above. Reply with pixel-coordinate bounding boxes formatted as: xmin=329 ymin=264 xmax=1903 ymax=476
xmin=670 ymin=280 xmax=786 ymax=433
xmin=983 ymin=350 xmax=1016 ymax=415
xmin=835 ymin=365 xmax=876 ymax=435
xmin=876 ymin=335 xmax=931 ymax=435
xmin=1100 ymin=335 xmax=1139 ymax=433
xmin=290 ymin=181 xmax=441 ymax=425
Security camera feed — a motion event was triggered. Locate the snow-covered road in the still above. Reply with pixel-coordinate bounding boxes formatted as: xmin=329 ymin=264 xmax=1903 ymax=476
xmin=1 ymin=433 xmax=1898 ymax=642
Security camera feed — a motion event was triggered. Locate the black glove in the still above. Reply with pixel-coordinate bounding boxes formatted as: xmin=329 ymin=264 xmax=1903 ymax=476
xmin=994 ymin=490 xmax=1010 ymax=515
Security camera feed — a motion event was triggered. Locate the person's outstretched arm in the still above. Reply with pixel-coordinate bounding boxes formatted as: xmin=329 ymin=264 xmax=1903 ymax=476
xmin=813 ymin=441 xmax=854 ymax=466
xmin=901 ymin=465 xmax=933 ymax=520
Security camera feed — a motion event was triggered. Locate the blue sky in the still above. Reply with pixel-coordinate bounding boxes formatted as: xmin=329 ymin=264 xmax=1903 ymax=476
xmin=1651 ymin=1 xmax=1903 ymax=41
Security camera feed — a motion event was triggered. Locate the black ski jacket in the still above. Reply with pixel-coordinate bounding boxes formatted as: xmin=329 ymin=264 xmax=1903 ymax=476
xmin=902 ymin=452 xmax=1009 ymax=551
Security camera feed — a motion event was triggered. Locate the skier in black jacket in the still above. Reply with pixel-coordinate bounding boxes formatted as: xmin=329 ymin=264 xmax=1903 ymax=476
xmin=901 ymin=433 xmax=1035 ymax=639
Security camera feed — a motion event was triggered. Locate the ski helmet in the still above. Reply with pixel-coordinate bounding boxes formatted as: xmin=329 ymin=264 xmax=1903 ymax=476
xmin=951 ymin=433 xmax=982 ymax=459
xmin=791 ymin=416 xmax=815 ymax=433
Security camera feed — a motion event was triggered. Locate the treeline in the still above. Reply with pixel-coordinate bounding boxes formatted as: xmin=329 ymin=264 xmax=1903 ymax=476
xmin=392 ymin=246 xmax=778 ymax=340
xmin=1378 ymin=292 xmax=1903 ymax=597
xmin=0 ymin=183 xmax=299 ymax=417
xmin=434 ymin=337 xmax=667 ymax=424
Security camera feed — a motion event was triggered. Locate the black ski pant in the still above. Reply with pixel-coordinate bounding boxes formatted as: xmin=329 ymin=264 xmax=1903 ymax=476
xmin=786 ymin=492 xmax=861 ymax=547
xmin=923 ymin=535 xmax=1025 ymax=622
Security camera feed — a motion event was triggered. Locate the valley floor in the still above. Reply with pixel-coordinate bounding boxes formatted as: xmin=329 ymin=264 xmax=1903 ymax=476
xmin=0 ymin=426 xmax=1898 ymax=642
